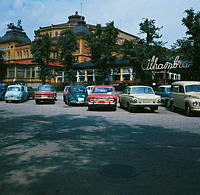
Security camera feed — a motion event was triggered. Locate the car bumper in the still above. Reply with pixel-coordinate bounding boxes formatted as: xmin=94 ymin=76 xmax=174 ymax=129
xmin=88 ymin=102 xmax=116 ymax=107
xmin=191 ymin=107 xmax=200 ymax=112
xmin=35 ymin=97 xmax=54 ymax=100
xmin=130 ymin=103 xmax=161 ymax=107
xmin=5 ymin=97 xmax=22 ymax=101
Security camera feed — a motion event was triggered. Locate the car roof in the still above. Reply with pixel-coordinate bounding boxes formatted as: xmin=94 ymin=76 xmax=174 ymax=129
xmin=172 ymin=81 xmax=200 ymax=86
xmin=8 ymin=84 xmax=23 ymax=87
xmin=128 ymin=85 xmax=153 ymax=88
xmin=158 ymin=85 xmax=171 ymax=88
xmin=93 ymin=85 xmax=114 ymax=88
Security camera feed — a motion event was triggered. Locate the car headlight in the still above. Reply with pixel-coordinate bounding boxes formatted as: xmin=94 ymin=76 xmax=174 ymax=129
xmin=156 ymin=98 xmax=161 ymax=103
xmin=130 ymin=97 xmax=138 ymax=103
xmin=193 ymin=101 xmax=198 ymax=106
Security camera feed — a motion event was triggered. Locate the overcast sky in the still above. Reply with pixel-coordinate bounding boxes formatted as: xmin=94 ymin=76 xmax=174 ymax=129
xmin=0 ymin=0 xmax=200 ymax=48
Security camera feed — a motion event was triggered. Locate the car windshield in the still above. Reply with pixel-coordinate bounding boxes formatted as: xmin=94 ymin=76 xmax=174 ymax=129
xmin=71 ymin=87 xmax=86 ymax=93
xmin=185 ymin=85 xmax=200 ymax=92
xmin=7 ymin=87 xmax=20 ymax=91
xmin=92 ymin=87 xmax=114 ymax=94
xmin=38 ymin=85 xmax=54 ymax=91
xmin=131 ymin=87 xmax=154 ymax=94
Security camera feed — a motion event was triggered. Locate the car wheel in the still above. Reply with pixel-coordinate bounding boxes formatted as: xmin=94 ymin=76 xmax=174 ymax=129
xmin=6 ymin=100 xmax=9 ymax=103
xmin=185 ymin=105 xmax=192 ymax=117
xmin=151 ymin=107 xmax=156 ymax=112
xmin=88 ymin=106 xmax=93 ymax=111
xmin=35 ymin=100 xmax=40 ymax=104
xmin=127 ymin=103 xmax=133 ymax=112
xmin=170 ymin=102 xmax=176 ymax=112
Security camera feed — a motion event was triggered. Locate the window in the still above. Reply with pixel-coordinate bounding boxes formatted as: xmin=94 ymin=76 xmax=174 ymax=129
xmin=55 ymin=31 xmax=58 ymax=36
xmin=179 ymin=86 xmax=184 ymax=93
xmin=17 ymin=67 xmax=24 ymax=78
xmin=131 ymin=87 xmax=154 ymax=94
xmin=171 ymin=85 xmax=179 ymax=92
xmin=26 ymin=67 xmax=31 ymax=78
xmin=8 ymin=67 xmax=15 ymax=78
xmin=185 ymin=85 xmax=200 ymax=92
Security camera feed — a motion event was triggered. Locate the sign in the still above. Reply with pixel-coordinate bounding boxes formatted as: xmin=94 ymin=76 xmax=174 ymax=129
xmin=0 ymin=46 xmax=11 ymax=50
xmin=142 ymin=56 xmax=191 ymax=70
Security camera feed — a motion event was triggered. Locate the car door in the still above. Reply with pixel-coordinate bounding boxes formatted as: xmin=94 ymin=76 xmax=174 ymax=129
xmin=120 ymin=87 xmax=129 ymax=107
xmin=171 ymin=85 xmax=179 ymax=107
xmin=176 ymin=85 xmax=185 ymax=109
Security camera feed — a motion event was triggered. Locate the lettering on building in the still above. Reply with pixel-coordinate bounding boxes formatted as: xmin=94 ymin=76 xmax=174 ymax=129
xmin=142 ymin=56 xmax=191 ymax=71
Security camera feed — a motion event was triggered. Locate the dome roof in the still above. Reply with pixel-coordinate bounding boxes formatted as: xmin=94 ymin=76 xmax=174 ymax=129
xmin=72 ymin=20 xmax=90 ymax=35
xmin=0 ymin=21 xmax=31 ymax=44
xmin=0 ymin=30 xmax=31 ymax=44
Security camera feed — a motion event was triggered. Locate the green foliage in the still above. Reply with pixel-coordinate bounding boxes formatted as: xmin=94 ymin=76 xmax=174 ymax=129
xmin=57 ymin=29 xmax=78 ymax=84
xmin=31 ymin=33 xmax=52 ymax=83
xmin=0 ymin=51 xmax=6 ymax=81
xmin=139 ymin=18 xmax=163 ymax=45
xmin=121 ymin=18 xmax=165 ymax=82
xmin=86 ymin=22 xmax=118 ymax=84
xmin=173 ymin=8 xmax=200 ymax=80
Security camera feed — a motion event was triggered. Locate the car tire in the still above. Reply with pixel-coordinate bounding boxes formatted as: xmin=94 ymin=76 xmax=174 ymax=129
xmin=151 ymin=107 xmax=156 ymax=112
xmin=185 ymin=105 xmax=192 ymax=117
xmin=88 ymin=106 xmax=93 ymax=111
xmin=35 ymin=100 xmax=40 ymax=104
xmin=170 ymin=102 xmax=176 ymax=112
xmin=6 ymin=100 xmax=9 ymax=103
xmin=127 ymin=103 xmax=133 ymax=112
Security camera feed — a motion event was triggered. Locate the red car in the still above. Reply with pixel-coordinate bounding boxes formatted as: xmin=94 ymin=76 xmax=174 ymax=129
xmin=35 ymin=84 xmax=57 ymax=104
xmin=87 ymin=85 xmax=117 ymax=111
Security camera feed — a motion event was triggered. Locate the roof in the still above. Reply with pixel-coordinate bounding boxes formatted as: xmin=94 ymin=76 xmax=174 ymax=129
xmin=172 ymin=81 xmax=200 ymax=86
xmin=72 ymin=21 xmax=90 ymax=35
xmin=93 ymin=85 xmax=115 ymax=88
xmin=0 ymin=30 xmax=31 ymax=44
xmin=158 ymin=85 xmax=171 ymax=88
xmin=128 ymin=85 xmax=153 ymax=88
xmin=13 ymin=59 xmax=63 ymax=67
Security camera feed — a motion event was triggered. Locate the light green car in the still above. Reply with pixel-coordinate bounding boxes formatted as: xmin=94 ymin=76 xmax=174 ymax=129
xmin=119 ymin=85 xmax=161 ymax=112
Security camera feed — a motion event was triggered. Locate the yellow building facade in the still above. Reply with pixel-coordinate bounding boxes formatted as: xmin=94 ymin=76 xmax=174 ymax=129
xmin=0 ymin=12 xmax=138 ymax=86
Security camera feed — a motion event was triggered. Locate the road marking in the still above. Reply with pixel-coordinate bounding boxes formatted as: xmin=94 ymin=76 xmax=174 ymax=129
xmin=0 ymin=116 xmax=52 ymax=124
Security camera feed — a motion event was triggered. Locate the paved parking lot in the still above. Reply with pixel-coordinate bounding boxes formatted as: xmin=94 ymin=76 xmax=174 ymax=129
xmin=0 ymin=98 xmax=200 ymax=195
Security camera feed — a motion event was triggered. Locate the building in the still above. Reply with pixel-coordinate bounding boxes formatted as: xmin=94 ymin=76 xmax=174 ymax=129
xmin=0 ymin=12 xmax=138 ymax=86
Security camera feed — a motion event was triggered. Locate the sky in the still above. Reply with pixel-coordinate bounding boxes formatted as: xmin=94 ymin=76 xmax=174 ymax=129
xmin=0 ymin=0 xmax=200 ymax=48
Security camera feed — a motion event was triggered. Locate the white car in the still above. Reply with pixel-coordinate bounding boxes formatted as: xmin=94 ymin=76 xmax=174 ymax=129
xmin=119 ymin=85 xmax=161 ymax=112
xmin=5 ymin=84 xmax=28 ymax=103
xmin=169 ymin=81 xmax=200 ymax=116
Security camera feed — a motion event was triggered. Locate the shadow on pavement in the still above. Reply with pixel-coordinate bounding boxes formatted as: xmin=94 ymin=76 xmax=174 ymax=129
xmin=0 ymin=110 xmax=200 ymax=195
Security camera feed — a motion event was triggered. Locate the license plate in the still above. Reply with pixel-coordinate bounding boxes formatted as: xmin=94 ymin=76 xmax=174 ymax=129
xmin=41 ymin=96 xmax=48 ymax=99
xmin=78 ymin=98 xmax=84 ymax=101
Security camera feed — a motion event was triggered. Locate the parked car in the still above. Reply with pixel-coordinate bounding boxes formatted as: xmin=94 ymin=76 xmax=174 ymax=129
xmin=5 ymin=84 xmax=28 ymax=103
xmin=87 ymin=85 xmax=117 ymax=111
xmin=63 ymin=86 xmax=70 ymax=104
xmin=119 ymin=85 xmax=161 ymax=112
xmin=155 ymin=85 xmax=171 ymax=106
xmin=0 ymin=83 xmax=8 ymax=100
xmin=169 ymin=81 xmax=200 ymax=116
xmin=86 ymin=86 xmax=95 ymax=95
xmin=35 ymin=84 xmax=57 ymax=104
xmin=64 ymin=84 xmax=88 ymax=105
xmin=27 ymin=87 xmax=35 ymax=100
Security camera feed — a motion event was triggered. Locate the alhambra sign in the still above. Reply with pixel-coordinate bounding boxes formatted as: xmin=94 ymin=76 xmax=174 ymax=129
xmin=142 ymin=56 xmax=191 ymax=71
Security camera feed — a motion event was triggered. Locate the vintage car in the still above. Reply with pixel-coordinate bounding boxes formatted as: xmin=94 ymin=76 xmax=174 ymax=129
xmin=63 ymin=86 xmax=70 ymax=104
xmin=87 ymin=85 xmax=117 ymax=111
xmin=169 ymin=81 xmax=200 ymax=116
xmin=27 ymin=87 xmax=35 ymax=100
xmin=155 ymin=85 xmax=171 ymax=106
xmin=0 ymin=83 xmax=8 ymax=100
xmin=119 ymin=86 xmax=161 ymax=112
xmin=35 ymin=84 xmax=57 ymax=104
xmin=5 ymin=84 xmax=28 ymax=103
xmin=64 ymin=85 xmax=88 ymax=105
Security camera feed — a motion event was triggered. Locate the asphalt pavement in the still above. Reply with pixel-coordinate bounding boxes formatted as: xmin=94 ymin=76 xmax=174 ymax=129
xmin=0 ymin=98 xmax=200 ymax=195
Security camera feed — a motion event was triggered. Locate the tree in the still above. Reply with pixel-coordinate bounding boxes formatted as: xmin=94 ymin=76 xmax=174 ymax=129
xmin=86 ymin=22 xmax=118 ymax=83
xmin=173 ymin=8 xmax=200 ymax=80
xmin=57 ymin=29 xmax=78 ymax=84
xmin=31 ymin=33 xmax=52 ymax=84
xmin=121 ymin=18 xmax=165 ymax=82
xmin=0 ymin=51 xmax=6 ymax=82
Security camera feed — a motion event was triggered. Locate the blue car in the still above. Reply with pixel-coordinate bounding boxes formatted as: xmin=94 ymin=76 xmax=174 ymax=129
xmin=64 ymin=85 xmax=88 ymax=105
xmin=0 ymin=83 xmax=8 ymax=100
xmin=5 ymin=84 xmax=28 ymax=103
xmin=155 ymin=85 xmax=171 ymax=106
